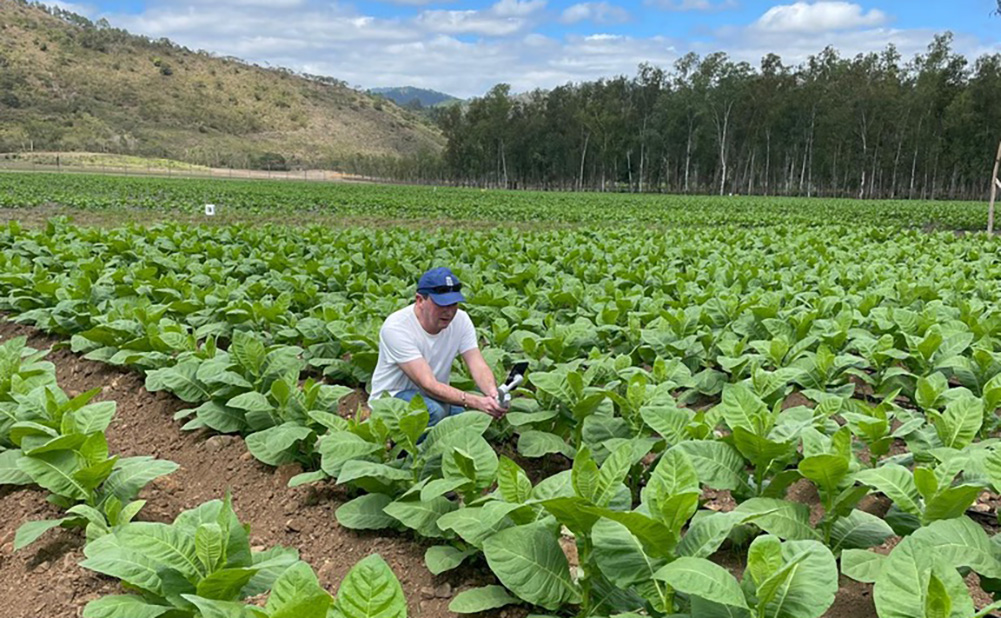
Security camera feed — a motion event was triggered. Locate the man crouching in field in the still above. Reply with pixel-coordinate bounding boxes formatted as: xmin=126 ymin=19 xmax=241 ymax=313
xmin=367 ymin=266 xmax=505 ymax=425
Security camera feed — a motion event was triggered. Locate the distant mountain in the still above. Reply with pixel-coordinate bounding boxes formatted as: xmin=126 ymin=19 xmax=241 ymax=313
xmin=370 ymin=87 xmax=461 ymax=109
xmin=0 ymin=0 xmax=443 ymax=167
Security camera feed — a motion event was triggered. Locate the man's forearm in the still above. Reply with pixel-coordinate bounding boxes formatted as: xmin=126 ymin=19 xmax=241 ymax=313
xmin=417 ymin=380 xmax=470 ymax=407
xmin=469 ymin=363 xmax=498 ymax=398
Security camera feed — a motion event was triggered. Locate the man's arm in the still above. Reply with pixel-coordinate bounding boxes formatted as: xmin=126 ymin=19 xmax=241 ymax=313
xmin=461 ymin=347 xmax=499 ymax=400
xmin=398 ymin=357 xmax=503 ymax=415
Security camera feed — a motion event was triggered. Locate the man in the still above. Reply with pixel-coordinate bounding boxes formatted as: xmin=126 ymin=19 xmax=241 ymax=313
xmin=367 ymin=266 xmax=505 ymax=425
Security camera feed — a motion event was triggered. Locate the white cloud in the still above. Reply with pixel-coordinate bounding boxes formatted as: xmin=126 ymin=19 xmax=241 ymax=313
xmin=752 ymin=1 xmax=888 ymax=34
xmin=491 ymin=0 xmax=547 ymax=17
xmin=561 ymin=2 xmax=630 ymax=24
xmin=415 ymin=10 xmax=527 ymax=35
xmin=646 ymin=0 xmax=737 ymax=12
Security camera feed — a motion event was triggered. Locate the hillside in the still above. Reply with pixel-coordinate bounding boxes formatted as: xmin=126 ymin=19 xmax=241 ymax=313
xmin=370 ymin=86 xmax=460 ymax=109
xmin=0 ymin=0 xmax=444 ymax=168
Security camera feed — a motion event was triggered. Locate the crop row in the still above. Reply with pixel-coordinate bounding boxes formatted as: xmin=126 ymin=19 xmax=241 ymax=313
xmin=0 ymin=336 xmax=410 ymax=618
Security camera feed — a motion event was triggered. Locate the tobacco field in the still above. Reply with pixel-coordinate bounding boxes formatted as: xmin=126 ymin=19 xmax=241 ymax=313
xmin=1 ymin=172 xmax=1001 ymax=618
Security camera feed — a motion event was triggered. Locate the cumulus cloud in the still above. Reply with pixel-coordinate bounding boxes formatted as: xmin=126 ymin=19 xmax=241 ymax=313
xmin=752 ymin=1 xmax=888 ymax=34
xmin=491 ymin=0 xmax=547 ymax=17
xmin=560 ymin=2 xmax=630 ymax=24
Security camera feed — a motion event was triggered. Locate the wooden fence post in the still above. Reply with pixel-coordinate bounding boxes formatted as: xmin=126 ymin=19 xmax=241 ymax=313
xmin=990 ymin=139 xmax=1001 ymax=234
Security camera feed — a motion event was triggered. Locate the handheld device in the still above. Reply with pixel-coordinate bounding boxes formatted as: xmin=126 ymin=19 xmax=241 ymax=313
xmin=497 ymin=361 xmax=529 ymax=409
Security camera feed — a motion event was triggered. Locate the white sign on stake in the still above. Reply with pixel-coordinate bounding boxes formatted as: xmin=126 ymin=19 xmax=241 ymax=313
xmin=205 ymin=204 xmax=216 ymax=216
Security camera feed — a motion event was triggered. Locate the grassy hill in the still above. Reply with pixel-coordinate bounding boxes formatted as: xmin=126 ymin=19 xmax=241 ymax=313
xmin=0 ymin=0 xmax=444 ymax=168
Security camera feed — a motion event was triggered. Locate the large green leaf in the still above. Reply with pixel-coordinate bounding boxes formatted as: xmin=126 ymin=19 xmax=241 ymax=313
xmin=331 ymin=554 xmax=406 ymax=618
xmin=383 ymin=496 xmax=456 ymax=538
xmin=654 ymin=556 xmax=748 ymax=609
xmin=17 ymin=450 xmax=89 ymax=500
xmin=855 ymin=464 xmax=922 ymax=516
xmin=266 ymin=561 xmax=331 ymax=616
xmin=104 ymin=457 xmax=179 ymax=502
xmin=670 ymin=440 xmax=748 ymax=492
xmin=873 ymin=535 xmax=973 ymax=618
xmin=424 ymin=545 xmax=478 ymax=575
xmin=517 ymin=430 xmax=574 ymax=458
xmin=910 ymin=516 xmax=1001 ymax=579
xmin=482 ymin=522 xmax=581 ymax=610
xmin=0 ymin=448 xmax=31 ymax=485
xmin=14 ymin=517 xmax=70 ymax=550
xmin=448 ymin=585 xmax=518 ymax=613
xmin=734 ymin=498 xmax=819 ymax=541
xmin=830 ymin=509 xmax=894 ymax=552
xmin=81 ymin=595 xmax=174 ymax=618
xmin=929 ymin=395 xmax=982 ymax=450
xmin=756 ymin=537 xmax=838 ymax=618
xmin=592 ymin=517 xmax=665 ymax=589
xmin=335 ymin=494 xmax=396 ymax=530
xmin=245 ymin=424 xmax=313 ymax=466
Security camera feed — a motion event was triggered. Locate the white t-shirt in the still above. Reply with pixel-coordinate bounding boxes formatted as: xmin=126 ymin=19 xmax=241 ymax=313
xmin=367 ymin=304 xmax=479 ymax=403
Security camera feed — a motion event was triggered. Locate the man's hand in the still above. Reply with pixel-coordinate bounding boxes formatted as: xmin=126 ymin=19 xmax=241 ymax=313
xmin=468 ymin=393 xmax=506 ymax=418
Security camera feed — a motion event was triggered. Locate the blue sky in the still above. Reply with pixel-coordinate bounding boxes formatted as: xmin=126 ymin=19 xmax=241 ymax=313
xmin=55 ymin=0 xmax=1001 ymax=97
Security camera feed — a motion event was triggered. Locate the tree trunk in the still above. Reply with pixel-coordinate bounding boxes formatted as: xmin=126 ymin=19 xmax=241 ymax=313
xmin=578 ymin=132 xmax=589 ymax=191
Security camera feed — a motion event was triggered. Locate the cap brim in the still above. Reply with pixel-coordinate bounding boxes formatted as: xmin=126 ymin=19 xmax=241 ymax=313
xmin=429 ymin=291 xmax=465 ymax=305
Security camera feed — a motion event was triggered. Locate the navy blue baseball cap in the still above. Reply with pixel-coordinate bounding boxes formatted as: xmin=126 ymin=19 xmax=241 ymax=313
xmin=417 ymin=267 xmax=466 ymax=306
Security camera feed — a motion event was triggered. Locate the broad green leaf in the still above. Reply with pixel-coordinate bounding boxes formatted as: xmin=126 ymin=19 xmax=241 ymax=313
xmin=497 ymin=457 xmax=533 ymax=504
xmin=830 ymin=509 xmax=894 ymax=552
xmin=245 ymin=424 xmax=313 ymax=466
xmin=592 ymin=517 xmax=665 ymax=588
xmin=929 ymin=395 xmax=982 ymax=450
xmin=424 ymin=545 xmax=477 ymax=575
xmin=104 ymin=457 xmax=179 ymax=502
xmin=873 ymin=535 xmax=974 ymax=618
xmin=841 ymin=549 xmax=886 ymax=583
xmin=81 ymin=595 xmax=174 ymax=618
xmin=383 ymin=496 xmax=456 ymax=538
xmin=332 ymin=554 xmax=406 ymax=618
xmin=14 ymin=517 xmax=69 ymax=550
xmin=0 ymin=449 xmax=31 ymax=485
xmin=654 ymin=557 xmax=747 ymax=609
xmin=266 ymin=561 xmax=330 ymax=615
xmin=734 ymin=498 xmax=819 ymax=541
xmin=670 ymin=441 xmax=748 ymax=492
xmin=911 ymin=516 xmax=1001 ymax=579
xmin=448 ymin=585 xmax=519 ymax=613
xmin=855 ymin=464 xmax=922 ymax=516
xmin=335 ymin=494 xmax=396 ymax=530
xmin=482 ymin=522 xmax=581 ymax=610
xmin=517 ymin=430 xmax=574 ymax=458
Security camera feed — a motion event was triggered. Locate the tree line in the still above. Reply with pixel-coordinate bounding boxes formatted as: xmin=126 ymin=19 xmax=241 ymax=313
xmin=371 ymin=34 xmax=1001 ymax=201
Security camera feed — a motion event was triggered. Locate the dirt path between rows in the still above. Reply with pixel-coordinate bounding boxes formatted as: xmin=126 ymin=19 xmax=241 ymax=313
xmin=0 ymin=319 xmax=882 ymax=618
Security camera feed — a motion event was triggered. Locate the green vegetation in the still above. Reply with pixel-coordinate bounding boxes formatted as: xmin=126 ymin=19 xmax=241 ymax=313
xmin=434 ymin=36 xmax=1001 ymax=200
xmin=0 ymin=0 xmax=442 ymax=168
xmin=3 ymin=195 xmax=1001 ymax=616
xmin=0 ymin=334 xmax=410 ymax=618
xmin=0 ymin=171 xmax=992 ymax=229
